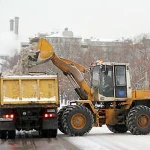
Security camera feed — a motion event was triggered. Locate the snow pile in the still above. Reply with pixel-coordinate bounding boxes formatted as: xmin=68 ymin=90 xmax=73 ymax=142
xmin=12 ymin=42 xmax=38 ymax=75
xmin=2 ymin=69 xmax=13 ymax=76
xmin=13 ymin=48 xmax=30 ymax=75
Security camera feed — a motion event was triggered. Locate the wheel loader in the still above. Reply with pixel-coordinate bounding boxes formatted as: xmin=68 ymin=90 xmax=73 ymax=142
xmin=28 ymin=38 xmax=150 ymax=136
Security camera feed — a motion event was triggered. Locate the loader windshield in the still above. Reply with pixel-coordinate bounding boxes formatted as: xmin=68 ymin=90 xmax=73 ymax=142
xmin=100 ymin=65 xmax=114 ymax=97
xmin=91 ymin=65 xmax=114 ymax=97
xmin=91 ymin=65 xmax=100 ymax=93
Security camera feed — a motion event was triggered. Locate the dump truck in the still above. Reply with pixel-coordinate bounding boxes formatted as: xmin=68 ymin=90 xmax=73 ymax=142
xmin=0 ymin=74 xmax=59 ymax=139
xmin=29 ymin=38 xmax=150 ymax=136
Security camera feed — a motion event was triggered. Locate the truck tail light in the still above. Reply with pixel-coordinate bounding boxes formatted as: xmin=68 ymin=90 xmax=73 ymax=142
xmin=44 ymin=113 xmax=56 ymax=118
xmin=2 ymin=114 xmax=14 ymax=119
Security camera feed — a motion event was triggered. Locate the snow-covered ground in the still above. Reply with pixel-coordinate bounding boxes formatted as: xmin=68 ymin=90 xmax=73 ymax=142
xmin=60 ymin=126 xmax=150 ymax=150
xmin=0 ymin=127 xmax=149 ymax=150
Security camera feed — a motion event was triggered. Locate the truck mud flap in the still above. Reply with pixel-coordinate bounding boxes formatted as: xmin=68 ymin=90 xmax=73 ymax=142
xmin=42 ymin=118 xmax=58 ymax=130
xmin=0 ymin=121 xmax=15 ymax=130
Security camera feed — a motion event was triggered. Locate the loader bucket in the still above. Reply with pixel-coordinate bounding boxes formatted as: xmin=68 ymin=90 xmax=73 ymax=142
xmin=28 ymin=38 xmax=54 ymax=67
xmin=38 ymin=38 xmax=54 ymax=59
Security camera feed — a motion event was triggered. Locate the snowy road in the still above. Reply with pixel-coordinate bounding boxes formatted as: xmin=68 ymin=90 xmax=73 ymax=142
xmin=61 ymin=126 xmax=150 ymax=150
xmin=0 ymin=126 xmax=150 ymax=150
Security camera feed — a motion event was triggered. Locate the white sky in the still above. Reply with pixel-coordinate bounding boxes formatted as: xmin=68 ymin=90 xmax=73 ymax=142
xmin=0 ymin=0 xmax=150 ymax=40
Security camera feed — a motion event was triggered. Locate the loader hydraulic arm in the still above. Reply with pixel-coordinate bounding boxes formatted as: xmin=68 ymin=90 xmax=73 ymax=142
xmin=29 ymin=38 xmax=93 ymax=100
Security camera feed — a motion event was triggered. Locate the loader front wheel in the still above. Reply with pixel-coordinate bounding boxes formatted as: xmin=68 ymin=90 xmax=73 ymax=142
xmin=126 ymin=105 xmax=150 ymax=135
xmin=107 ymin=124 xmax=128 ymax=133
xmin=58 ymin=105 xmax=75 ymax=134
xmin=62 ymin=105 xmax=94 ymax=136
xmin=58 ymin=106 xmax=68 ymax=134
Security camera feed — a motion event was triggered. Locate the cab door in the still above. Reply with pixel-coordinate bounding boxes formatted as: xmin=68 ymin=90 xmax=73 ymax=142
xmin=114 ymin=66 xmax=127 ymax=98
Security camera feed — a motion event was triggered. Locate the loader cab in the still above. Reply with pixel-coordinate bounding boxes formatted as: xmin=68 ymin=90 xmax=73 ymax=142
xmin=90 ymin=61 xmax=132 ymax=101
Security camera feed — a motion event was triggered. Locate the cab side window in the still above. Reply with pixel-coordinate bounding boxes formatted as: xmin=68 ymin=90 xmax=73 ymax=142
xmin=115 ymin=66 xmax=126 ymax=86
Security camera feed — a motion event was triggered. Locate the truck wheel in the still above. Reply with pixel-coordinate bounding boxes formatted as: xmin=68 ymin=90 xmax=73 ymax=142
xmin=107 ymin=124 xmax=128 ymax=133
xmin=1 ymin=130 xmax=7 ymax=139
xmin=41 ymin=129 xmax=48 ymax=138
xmin=62 ymin=105 xmax=94 ymax=136
xmin=49 ymin=129 xmax=57 ymax=138
xmin=126 ymin=105 xmax=150 ymax=135
xmin=8 ymin=130 xmax=16 ymax=139
xmin=58 ymin=105 xmax=75 ymax=134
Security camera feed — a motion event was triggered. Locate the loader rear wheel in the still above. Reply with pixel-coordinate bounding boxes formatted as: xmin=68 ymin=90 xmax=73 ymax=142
xmin=126 ymin=105 xmax=150 ymax=135
xmin=62 ymin=105 xmax=94 ymax=136
xmin=107 ymin=124 xmax=128 ymax=133
xmin=58 ymin=105 xmax=75 ymax=134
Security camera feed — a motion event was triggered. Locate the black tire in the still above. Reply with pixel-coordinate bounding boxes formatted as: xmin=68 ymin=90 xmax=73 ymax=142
xmin=1 ymin=130 xmax=7 ymax=139
xmin=49 ymin=129 xmax=57 ymax=138
xmin=41 ymin=129 xmax=48 ymax=138
xmin=58 ymin=106 xmax=68 ymax=134
xmin=107 ymin=124 xmax=128 ymax=133
xmin=58 ymin=105 xmax=75 ymax=134
xmin=62 ymin=105 xmax=94 ymax=136
xmin=8 ymin=130 xmax=16 ymax=139
xmin=40 ymin=129 xmax=57 ymax=138
xmin=126 ymin=105 xmax=150 ymax=135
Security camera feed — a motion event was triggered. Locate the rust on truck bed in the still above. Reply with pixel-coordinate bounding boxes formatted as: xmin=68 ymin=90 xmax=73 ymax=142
xmin=0 ymin=75 xmax=59 ymax=105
